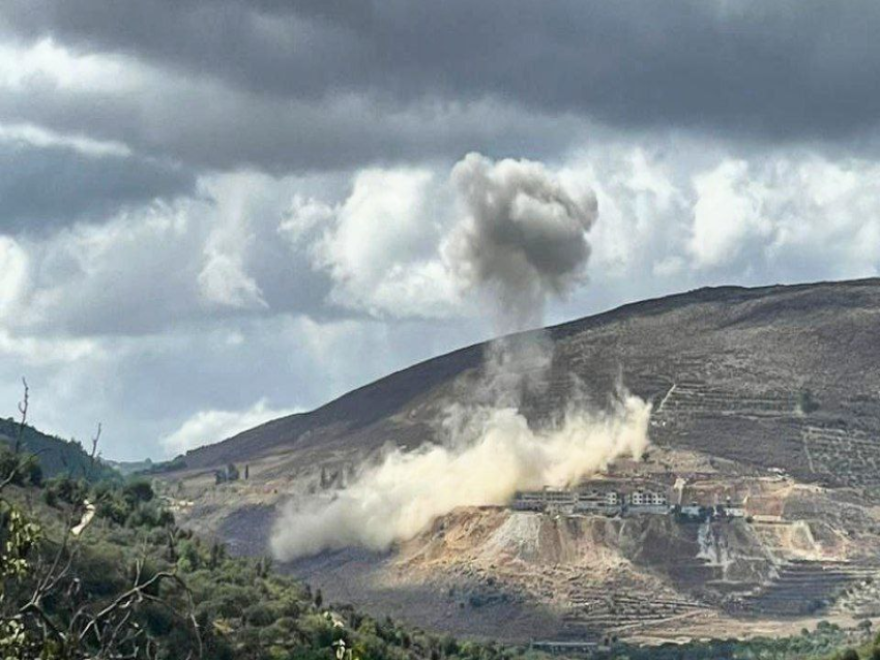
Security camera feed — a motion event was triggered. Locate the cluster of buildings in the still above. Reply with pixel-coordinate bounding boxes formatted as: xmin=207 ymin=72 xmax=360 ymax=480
xmin=511 ymin=483 xmax=745 ymax=521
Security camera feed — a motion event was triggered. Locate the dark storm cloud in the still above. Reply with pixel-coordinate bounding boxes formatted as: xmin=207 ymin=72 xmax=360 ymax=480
xmin=0 ymin=76 xmax=587 ymax=175
xmin=5 ymin=0 xmax=880 ymax=145
xmin=4 ymin=0 xmax=880 ymax=463
xmin=0 ymin=143 xmax=195 ymax=232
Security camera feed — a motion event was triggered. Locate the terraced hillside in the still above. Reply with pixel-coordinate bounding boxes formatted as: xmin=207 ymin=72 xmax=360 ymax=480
xmin=177 ymin=278 xmax=880 ymax=491
xmin=283 ymin=495 xmax=880 ymax=644
xmin=160 ymin=278 xmax=880 ymax=642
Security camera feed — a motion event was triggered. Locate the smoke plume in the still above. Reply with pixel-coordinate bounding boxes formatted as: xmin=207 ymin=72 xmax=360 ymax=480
xmin=271 ymin=391 xmax=650 ymax=561
xmin=268 ymin=152 xmax=649 ymax=563
xmin=445 ymin=153 xmax=598 ymax=332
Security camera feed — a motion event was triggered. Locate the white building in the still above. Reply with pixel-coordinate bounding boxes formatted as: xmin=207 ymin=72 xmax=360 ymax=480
xmin=628 ymin=490 xmax=668 ymax=507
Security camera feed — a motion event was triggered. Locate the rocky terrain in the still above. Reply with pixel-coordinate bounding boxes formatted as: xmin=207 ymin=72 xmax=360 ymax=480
xmin=271 ymin=446 xmax=880 ymax=644
xmin=158 ymin=278 xmax=880 ymax=643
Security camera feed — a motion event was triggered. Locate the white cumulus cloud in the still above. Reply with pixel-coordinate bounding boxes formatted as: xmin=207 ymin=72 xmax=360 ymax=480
xmin=689 ymin=160 xmax=772 ymax=269
xmin=0 ymin=236 xmax=28 ymax=317
xmin=160 ymin=399 xmax=300 ymax=457
xmin=284 ymin=167 xmax=461 ymax=319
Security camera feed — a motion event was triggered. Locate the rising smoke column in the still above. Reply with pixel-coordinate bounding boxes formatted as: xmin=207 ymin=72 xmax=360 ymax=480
xmin=445 ymin=153 xmax=599 ymax=333
xmin=443 ymin=153 xmax=600 ymax=410
xmin=270 ymin=153 xmax=651 ymax=562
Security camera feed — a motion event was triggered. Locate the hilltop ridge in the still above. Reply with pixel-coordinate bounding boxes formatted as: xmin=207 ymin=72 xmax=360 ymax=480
xmin=160 ymin=277 xmax=880 ymax=643
xmin=178 ymin=277 xmax=880 ymax=482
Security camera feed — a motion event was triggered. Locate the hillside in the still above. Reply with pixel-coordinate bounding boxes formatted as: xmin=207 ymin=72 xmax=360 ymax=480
xmin=160 ymin=278 xmax=880 ymax=643
xmin=0 ymin=450 xmax=543 ymax=660
xmin=0 ymin=417 xmax=119 ymax=482
xmin=2 ymin=447 xmax=872 ymax=660
xmin=179 ymin=278 xmax=880 ymax=486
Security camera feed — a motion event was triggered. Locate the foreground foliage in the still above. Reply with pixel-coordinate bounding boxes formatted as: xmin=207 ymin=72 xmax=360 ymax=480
xmin=609 ymin=622 xmax=875 ymax=660
xmin=2 ymin=444 xmax=549 ymax=660
xmin=0 ymin=417 xmax=119 ymax=484
xmin=0 ymin=423 xmax=877 ymax=660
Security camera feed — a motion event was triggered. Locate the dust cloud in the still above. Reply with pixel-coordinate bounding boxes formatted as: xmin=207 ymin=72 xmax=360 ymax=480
xmin=271 ymin=391 xmax=650 ymax=561
xmin=270 ymin=152 xmax=649 ymax=562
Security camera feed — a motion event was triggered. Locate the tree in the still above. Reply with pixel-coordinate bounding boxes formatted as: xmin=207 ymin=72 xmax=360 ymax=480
xmin=1 ymin=383 xmax=201 ymax=659
xmin=798 ymin=389 xmax=820 ymax=414
xmin=123 ymin=479 xmax=155 ymax=505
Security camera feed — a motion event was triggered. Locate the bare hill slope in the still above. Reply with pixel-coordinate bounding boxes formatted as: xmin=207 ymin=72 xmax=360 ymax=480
xmin=163 ymin=278 xmax=880 ymax=643
xmin=179 ymin=278 xmax=880 ymax=488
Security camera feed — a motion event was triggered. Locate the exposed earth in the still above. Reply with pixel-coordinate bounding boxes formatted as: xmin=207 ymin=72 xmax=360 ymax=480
xmin=157 ymin=278 xmax=880 ymax=643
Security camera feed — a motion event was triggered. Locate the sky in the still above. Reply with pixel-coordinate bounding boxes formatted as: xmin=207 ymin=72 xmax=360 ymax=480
xmin=2 ymin=1 xmax=880 ymax=460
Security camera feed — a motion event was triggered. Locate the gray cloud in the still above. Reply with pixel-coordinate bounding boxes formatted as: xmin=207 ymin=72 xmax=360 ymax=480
xmin=0 ymin=142 xmax=195 ymax=232
xmin=4 ymin=0 xmax=880 ymax=150
xmin=0 ymin=73 xmax=587 ymax=176
xmin=0 ymin=170 xmax=378 ymax=339
xmin=3 ymin=2 xmax=880 ymax=464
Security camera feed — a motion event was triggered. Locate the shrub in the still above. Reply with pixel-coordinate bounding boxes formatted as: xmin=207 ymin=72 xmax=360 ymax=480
xmin=142 ymin=602 xmax=175 ymax=636
xmin=44 ymin=475 xmax=88 ymax=506
xmin=122 ymin=479 xmax=154 ymax=505
xmin=798 ymin=389 xmax=820 ymax=414
xmin=77 ymin=543 xmax=128 ymax=597
xmin=245 ymin=603 xmax=279 ymax=627
xmin=96 ymin=495 xmax=130 ymax=525
xmin=127 ymin=502 xmax=174 ymax=529
xmin=0 ymin=447 xmax=42 ymax=487
xmin=177 ymin=539 xmax=202 ymax=573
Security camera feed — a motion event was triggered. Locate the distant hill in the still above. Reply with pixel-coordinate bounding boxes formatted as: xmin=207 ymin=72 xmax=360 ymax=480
xmin=0 ymin=417 xmax=119 ymax=482
xmin=161 ymin=277 xmax=880 ymax=643
xmin=179 ymin=277 xmax=880 ymax=487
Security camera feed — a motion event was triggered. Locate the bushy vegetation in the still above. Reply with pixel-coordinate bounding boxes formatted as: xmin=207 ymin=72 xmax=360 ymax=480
xmin=1 ymin=447 xmax=549 ymax=660
xmin=608 ymin=621 xmax=873 ymax=660
xmin=131 ymin=456 xmax=189 ymax=477
xmin=0 ymin=417 xmax=119 ymax=483
xmin=0 ymin=402 xmax=877 ymax=660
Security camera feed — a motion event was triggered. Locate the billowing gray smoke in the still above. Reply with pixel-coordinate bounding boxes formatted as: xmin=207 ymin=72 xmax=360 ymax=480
xmin=269 ymin=153 xmax=651 ymax=562
xmin=446 ymin=152 xmax=599 ymax=332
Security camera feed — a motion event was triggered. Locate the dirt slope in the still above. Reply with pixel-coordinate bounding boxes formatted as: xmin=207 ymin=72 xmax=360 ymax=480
xmin=177 ymin=278 xmax=880 ymax=490
xmin=160 ymin=278 xmax=880 ymax=642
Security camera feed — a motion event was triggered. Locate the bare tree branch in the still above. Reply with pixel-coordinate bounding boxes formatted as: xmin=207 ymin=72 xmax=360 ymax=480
xmin=15 ymin=376 xmax=29 ymax=455
xmin=85 ymin=422 xmax=102 ymax=481
xmin=1 ymin=378 xmax=31 ymax=492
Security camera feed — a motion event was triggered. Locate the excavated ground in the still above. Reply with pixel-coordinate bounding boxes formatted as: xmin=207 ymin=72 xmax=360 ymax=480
xmin=164 ymin=446 xmax=880 ymax=644
xmin=157 ymin=280 xmax=880 ymax=643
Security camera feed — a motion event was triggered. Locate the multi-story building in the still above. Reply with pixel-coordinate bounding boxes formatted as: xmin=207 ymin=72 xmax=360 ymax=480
xmin=628 ymin=489 xmax=668 ymax=507
xmin=511 ymin=491 xmax=550 ymax=511
xmin=573 ymin=488 xmax=621 ymax=513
